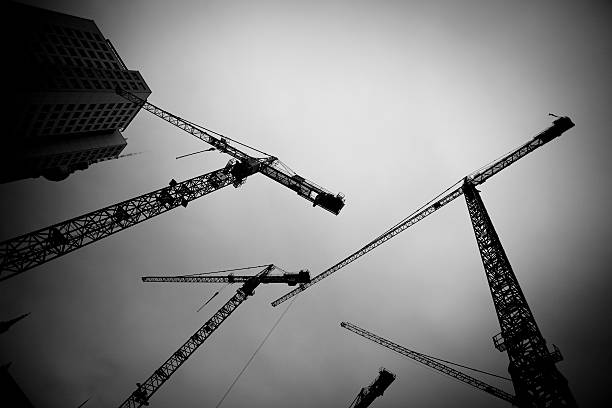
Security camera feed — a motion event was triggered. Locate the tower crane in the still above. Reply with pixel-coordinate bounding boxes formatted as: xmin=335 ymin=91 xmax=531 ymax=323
xmin=341 ymin=322 xmax=516 ymax=406
xmin=272 ymin=116 xmax=574 ymax=307
xmin=0 ymin=92 xmax=345 ymax=281
xmin=119 ymin=264 xmax=310 ymax=408
xmin=272 ymin=116 xmax=577 ymax=407
xmin=115 ymin=88 xmax=345 ymax=214
xmin=349 ymin=367 xmax=396 ymax=408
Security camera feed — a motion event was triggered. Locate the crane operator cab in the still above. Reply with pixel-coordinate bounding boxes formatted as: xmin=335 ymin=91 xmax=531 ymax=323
xmin=537 ymin=116 xmax=575 ymax=143
xmin=284 ymin=269 xmax=311 ymax=286
xmin=313 ymin=191 xmax=345 ymax=215
xmin=230 ymin=158 xmax=260 ymax=187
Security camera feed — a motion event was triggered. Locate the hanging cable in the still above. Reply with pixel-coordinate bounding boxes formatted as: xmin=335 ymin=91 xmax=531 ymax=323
xmin=414 ymin=351 xmax=511 ymax=381
xmin=214 ymin=296 xmax=297 ymax=408
xmin=177 ymin=265 xmax=272 ymax=278
xmin=176 ymin=148 xmax=215 ymax=160
xmin=180 ymin=116 xmax=272 ymax=158
xmin=195 ymin=282 xmax=231 ymax=313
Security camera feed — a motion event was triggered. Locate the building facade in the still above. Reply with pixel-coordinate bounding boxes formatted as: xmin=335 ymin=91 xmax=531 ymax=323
xmin=4 ymin=2 xmax=151 ymax=183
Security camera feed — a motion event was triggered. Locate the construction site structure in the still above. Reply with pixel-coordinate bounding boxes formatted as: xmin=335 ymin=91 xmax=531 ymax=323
xmin=462 ymin=181 xmax=577 ymax=407
xmin=0 ymin=163 xmax=242 ymax=281
xmin=272 ymin=116 xmax=574 ymax=307
xmin=119 ymin=265 xmax=310 ymax=408
xmin=0 ymin=89 xmax=345 ymax=281
xmin=341 ymin=322 xmax=516 ymax=405
xmin=350 ymin=367 xmax=396 ymax=408
xmin=116 ymin=88 xmax=345 ymax=215
xmin=271 ymin=117 xmax=577 ymax=407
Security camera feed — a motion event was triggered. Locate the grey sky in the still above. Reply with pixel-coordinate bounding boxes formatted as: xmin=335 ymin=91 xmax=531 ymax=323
xmin=1 ymin=0 xmax=611 ymax=407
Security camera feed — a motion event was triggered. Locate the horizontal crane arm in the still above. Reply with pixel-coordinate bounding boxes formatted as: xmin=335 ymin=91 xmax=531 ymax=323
xmin=117 ymin=88 xmax=345 ymax=215
xmin=142 ymin=271 xmax=310 ymax=285
xmin=271 ymin=116 xmax=574 ymax=306
xmin=0 ymin=164 xmax=242 ymax=281
xmin=341 ymin=322 xmax=517 ymax=405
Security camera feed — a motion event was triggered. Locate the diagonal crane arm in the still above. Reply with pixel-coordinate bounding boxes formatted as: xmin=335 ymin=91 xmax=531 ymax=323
xmin=341 ymin=322 xmax=517 ymax=405
xmin=0 ymin=161 xmax=253 ymax=281
xmin=272 ymin=116 xmax=574 ymax=306
xmin=117 ymin=88 xmax=345 ymax=215
xmin=119 ymin=265 xmax=310 ymax=407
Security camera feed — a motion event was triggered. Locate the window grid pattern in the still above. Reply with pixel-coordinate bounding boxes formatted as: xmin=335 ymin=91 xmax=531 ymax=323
xmin=26 ymin=102 xmax=139 ymax=138
xmin=32 ymin=23 xmax=122 ymax=71
xmin=27 ymin=143 xmax=125 ymax=169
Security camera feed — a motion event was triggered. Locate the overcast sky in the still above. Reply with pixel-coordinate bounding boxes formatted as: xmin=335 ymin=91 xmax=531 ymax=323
xmin=1 ymin=1 xmax=611 ymax=407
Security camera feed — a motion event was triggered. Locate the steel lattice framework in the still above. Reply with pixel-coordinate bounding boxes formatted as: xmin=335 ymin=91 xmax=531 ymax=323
xmin=142 ymin=272 xmax=310 ymax=286
xmin=341 ymin=322 xmax=517 ymax=405
xmin=118 ymin=265 xmax=309 ymax=407
xmin=0 ymin=164 xmax=240 ymax=281
xmin=463 ymin=182 xmax=577 ymax=408
xmin=351 ymin=367 xmax=396 ymax=408
xmin=0 ymin=88 xmax=345 ymax=281
xmin=116 ymin=88 xmax=346 ymax=215
xmin=272 ymin=117 xmax=575 ymax=306
xmin=119 ymin=287 xmax=249 ymax=408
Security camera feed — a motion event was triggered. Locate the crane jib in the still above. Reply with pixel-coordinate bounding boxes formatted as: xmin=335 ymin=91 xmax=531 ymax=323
xmin=271 ymin=117 xmax=574 ymax=306
xmin=116 ymin=87 xmax=346 ymax=215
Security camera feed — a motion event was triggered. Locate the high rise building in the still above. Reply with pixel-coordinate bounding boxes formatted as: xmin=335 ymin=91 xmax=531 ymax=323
xmin=4 ymin=1 xmax=151 ymax=183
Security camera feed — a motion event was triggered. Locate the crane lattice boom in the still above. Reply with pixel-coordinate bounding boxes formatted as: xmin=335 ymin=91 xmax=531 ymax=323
xmin=119 ymin=265 xmax=310 ymax=407
xmin=272 ymin=117 xmax=574 ymax=306
xmin=142 ymin=270 xmax=310 ymax=286
xmin=0 ymin=162 xmax=248 ymax=281
xmin=341 ymin=322 xmax=517 ymax=405
xmin=117 ymin=88 xmax=345 ymax=215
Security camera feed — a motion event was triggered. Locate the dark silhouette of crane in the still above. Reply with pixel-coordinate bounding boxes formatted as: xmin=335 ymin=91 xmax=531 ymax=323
xmin=462 ymin=181 xmax=577 ymax=407
xmin=0 ymin=91 xmax=345 ymax=282
xmin=273 ymin=116 xmax=577 ymax=407
xmin=342 ymin=322 xmax=517 ymax=405
xmin=349 ymin=367 xmax=396 ymax=408
xmin=116 ymin=87 xmax=345 ymax=214
xmin=118 ymin=264 xmax=310 ymax=408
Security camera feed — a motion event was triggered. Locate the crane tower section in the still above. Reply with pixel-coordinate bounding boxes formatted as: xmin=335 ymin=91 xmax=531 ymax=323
xmin=463 ymin=181 xmax=577 ymax=407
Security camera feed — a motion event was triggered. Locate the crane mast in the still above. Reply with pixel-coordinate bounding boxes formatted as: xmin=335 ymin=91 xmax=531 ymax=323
xmin=116 ymin=88 xmax=345 ymax=215
xmin=350 ymin=367 xmax=396 ymax=408
xmin=341 ymin=322 xmax=517 ymax=405
xmin=462 ymin=181 xmax=577 ymax=407
xmin=0 ymin=160 xmax=255 ymax=281
xmin=272 ymin=116 xmax=574 ymax=307
xmin=119 ymin=265 xmax=310 ymax=407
